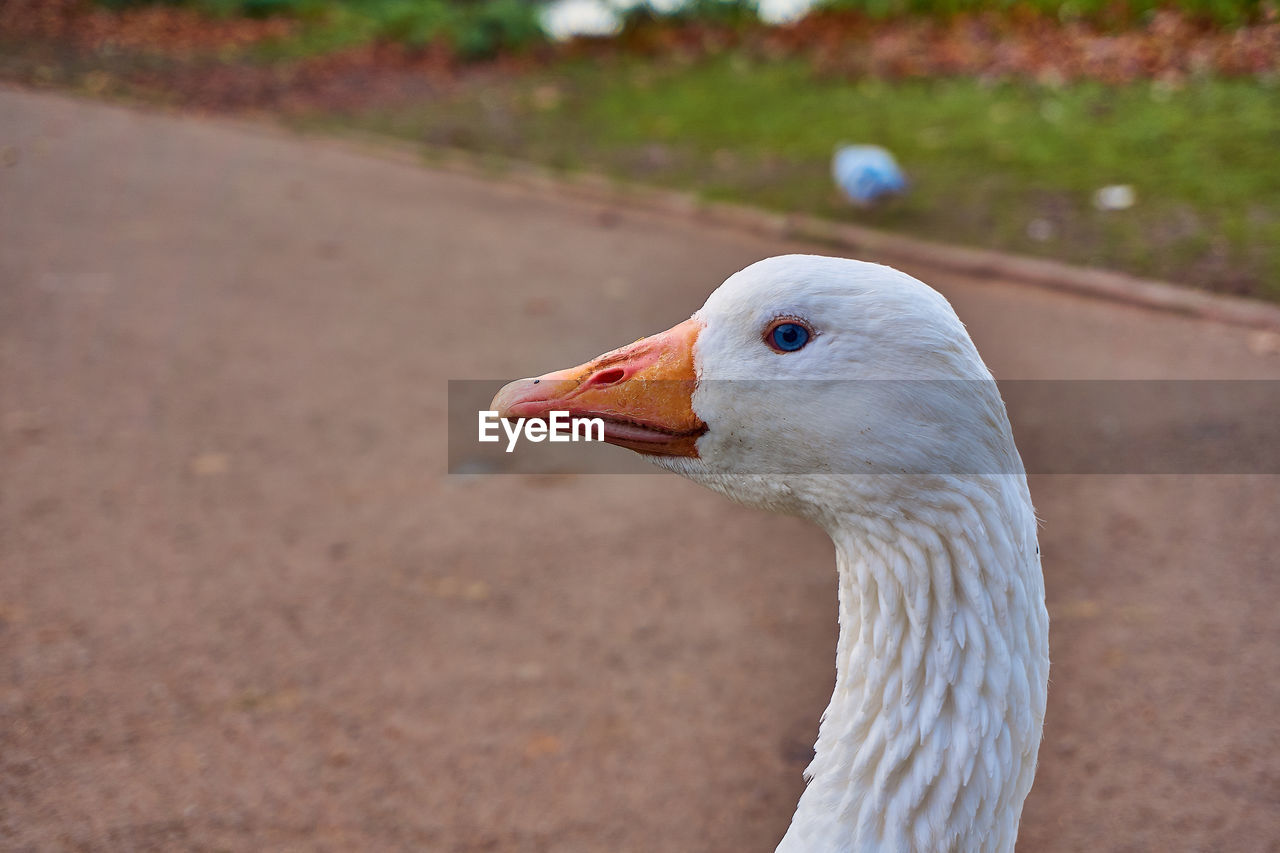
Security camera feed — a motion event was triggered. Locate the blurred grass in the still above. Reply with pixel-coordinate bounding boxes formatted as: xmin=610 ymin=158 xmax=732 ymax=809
xmin=100 ymin=0 xmax=547 ymax=59
xmin=303 ymin=56 xmax=1280 ymax=296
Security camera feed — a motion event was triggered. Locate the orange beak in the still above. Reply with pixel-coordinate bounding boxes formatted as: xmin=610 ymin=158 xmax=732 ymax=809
xmin=490 ymin=317 xmax=706 ymax=457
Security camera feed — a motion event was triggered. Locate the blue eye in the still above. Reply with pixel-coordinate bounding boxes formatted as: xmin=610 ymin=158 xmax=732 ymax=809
xmin=768 ymin=321 xmax=810 ymax=353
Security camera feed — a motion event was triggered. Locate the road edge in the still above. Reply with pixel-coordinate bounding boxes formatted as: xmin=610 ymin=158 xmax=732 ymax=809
xmin=9 ymin=83 xmax=1279 ymax=332
xmin=308 ymin=127 xmax=1280 ymax=333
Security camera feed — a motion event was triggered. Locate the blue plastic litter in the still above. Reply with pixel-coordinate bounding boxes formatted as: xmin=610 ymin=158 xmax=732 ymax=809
xmin=832 ymin=145 xmax=908 ymax=206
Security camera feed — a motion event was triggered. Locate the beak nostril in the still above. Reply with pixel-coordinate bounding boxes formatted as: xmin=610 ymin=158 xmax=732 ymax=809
xmin=591 ymin=367 xmax=626 ymax=387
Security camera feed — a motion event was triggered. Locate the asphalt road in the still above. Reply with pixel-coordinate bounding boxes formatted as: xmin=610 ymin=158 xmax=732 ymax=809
xmin=2 ymin=87 xmax=1279 ymax=852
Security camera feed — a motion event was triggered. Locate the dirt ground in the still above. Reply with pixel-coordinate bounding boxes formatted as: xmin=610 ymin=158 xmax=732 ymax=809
xmin=2 ymin=87 xmax=1279 ymax=852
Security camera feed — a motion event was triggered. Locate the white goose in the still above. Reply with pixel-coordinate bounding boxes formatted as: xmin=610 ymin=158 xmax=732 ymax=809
xmin=492 ymin=255 xmax=1049 ymax=852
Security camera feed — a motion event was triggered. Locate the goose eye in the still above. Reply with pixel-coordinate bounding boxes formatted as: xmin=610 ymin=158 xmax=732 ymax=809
xmin=765 ymin=319 xmax=812 ymax=353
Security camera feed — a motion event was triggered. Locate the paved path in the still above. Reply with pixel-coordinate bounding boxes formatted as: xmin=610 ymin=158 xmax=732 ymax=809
xmin=2 ymin=87 xmax=1278 ymax=851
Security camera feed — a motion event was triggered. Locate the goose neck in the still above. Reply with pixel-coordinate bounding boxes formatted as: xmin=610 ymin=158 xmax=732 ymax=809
xmin=779 ymin=478 xmax=1048 ymax=853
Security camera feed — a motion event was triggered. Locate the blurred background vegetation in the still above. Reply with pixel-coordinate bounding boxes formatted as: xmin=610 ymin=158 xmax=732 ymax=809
xmin=84 ymin=0 xmax=1273 ymax=55
xmin=2 ymin=0 xmax=1277 ymax=296
xmin=89 ymin=0 xmax=1271 ymax=34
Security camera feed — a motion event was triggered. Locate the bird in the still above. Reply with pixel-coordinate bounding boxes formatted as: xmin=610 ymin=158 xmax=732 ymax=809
xmin=832 ymin=145 xmax=908 ymax=206
xmin=491 ymin=254 xmax=1049 ymax=852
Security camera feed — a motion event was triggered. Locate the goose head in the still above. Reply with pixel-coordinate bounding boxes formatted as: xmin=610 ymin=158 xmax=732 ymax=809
xmin=491 ymin=254 xmax=1047 ymax=852
xmin=493 ymin=254 xmax=1022 ymax=530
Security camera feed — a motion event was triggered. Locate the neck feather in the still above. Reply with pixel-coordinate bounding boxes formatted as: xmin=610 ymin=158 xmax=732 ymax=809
xmin=778 ymin=476 xmax=1048 ymax=853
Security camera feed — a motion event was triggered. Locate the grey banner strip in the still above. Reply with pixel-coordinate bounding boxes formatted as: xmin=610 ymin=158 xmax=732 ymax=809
xmin=448 ymin=380 xmax=1280 ymax=475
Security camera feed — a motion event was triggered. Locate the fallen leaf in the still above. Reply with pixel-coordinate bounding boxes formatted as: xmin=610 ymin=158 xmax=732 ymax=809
xmin=190 ymin=452 xmax=229 ymax=476
xmin=523 ymin=733 xmax=562 ymax=759
xmin=1247 ymin=331 xmax=1280 ymax=356
xmin=1056 ymin=599 xmax=1101 ymax=619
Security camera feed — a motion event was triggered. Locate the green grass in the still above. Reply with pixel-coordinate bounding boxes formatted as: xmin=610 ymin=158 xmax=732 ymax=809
xmin=315 ymin=57 xmax=1280 ymax=296
xmin=102 ymin=0 xmax=548 ymax=59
